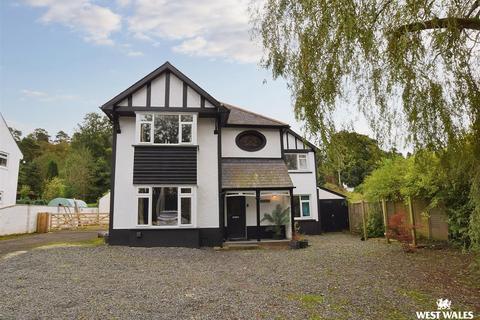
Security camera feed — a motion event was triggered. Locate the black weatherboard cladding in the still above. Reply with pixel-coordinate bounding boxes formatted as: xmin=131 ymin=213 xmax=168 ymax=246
xmin=133 ymin=145 xmax=197 ymax=184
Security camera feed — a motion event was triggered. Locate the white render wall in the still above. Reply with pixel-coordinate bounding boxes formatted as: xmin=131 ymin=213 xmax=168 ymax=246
xmin=196 ymin=118 xmax=219 ymax=228
xmin=112 ymin=116 xmax=219 ymax=229
xmin=289 ymin=151 xmax=319 ymax=221
xmin=112 ymin=117 xmax=136 ymax=229
xmin=0 ymin=115 xmax=23 ymax=208
xmin=221 ymin=127 xmax=281 ymax=158
xmin=0 ymin=205 xmax=98 ymax=236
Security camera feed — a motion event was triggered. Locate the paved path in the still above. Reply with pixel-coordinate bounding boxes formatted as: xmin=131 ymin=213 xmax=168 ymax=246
xmin=0 ymin=230 xmax=101 ymax=255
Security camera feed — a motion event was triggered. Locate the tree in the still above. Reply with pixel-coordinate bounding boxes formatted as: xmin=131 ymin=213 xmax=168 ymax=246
xmin=254 ymin=1 xmax=479 ymax=146
xmin=29 ymin=128 xmax=50 ymax=143
xmin=71 ymin=113 xmax=112 ymax=159
xmin=8 ymin=127 xmax=21 ymax=142
xmin=46 ymin=160 xmax=59 ymax=180
xmin=18 ymin=162 xmax=43 ymax=197
xmin=324 ymin=131 xmax=387 ymax=188
xmin=254 ymin=1 xmax=480 ymax=249
xmin=62 ymin=147 xmax=95 ymax=201
xmin=42 ymin=177 xmax=66 ymax=201
xmin=54 ymin=131 xmax=70 ymax=143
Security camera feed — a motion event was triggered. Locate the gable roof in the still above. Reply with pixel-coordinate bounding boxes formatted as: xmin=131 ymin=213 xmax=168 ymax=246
xmin=222 ymin=158 xmax=293 ymax=189
xmin=222 ymin=103 xmax=288 ymax=127
xmin=285 ymin=128 xmax=319 ymax=151
xmin=0 ymin=113 xmax=23 ymax=158
xmin=101 ymin=61 xmax=220 ymax=110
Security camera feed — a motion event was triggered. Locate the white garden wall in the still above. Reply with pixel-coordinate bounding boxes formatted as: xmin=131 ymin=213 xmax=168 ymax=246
xmin=0 ymin=205 xmax=98 ymax=236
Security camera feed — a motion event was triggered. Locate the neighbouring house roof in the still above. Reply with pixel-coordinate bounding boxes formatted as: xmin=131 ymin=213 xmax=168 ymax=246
xmin=222 ymin=158 xmax=294 ymax=189
xmin=222 ymin=103 xmax=289 ymax=127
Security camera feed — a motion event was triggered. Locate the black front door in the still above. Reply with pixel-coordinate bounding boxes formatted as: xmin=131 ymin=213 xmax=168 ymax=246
xmin=226 ymin=196 xmax=246 ymax=239
xmin=320 ymin=199 xmax=349 ymax=232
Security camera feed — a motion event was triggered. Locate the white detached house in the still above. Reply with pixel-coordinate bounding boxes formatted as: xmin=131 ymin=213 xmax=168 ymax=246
xmin=101 ymin=62 xmax=321 ymax=247
xmin=0 ymin=113 xmax=23 ymax=208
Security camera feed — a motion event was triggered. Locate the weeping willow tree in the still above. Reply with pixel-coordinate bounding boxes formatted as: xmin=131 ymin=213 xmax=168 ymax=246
xmin=252 ymin=1 xmax=480 ymax=247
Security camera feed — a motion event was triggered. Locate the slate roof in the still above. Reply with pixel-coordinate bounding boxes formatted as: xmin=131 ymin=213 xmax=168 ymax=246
xmin=222 ymin=103 xmax=288 ymax=127
xmin=222 ymin=158 xmax=294 ymax=189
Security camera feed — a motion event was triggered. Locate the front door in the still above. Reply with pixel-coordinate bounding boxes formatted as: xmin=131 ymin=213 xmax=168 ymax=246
xmin=226 ymin=196 xmax=246 ymax=239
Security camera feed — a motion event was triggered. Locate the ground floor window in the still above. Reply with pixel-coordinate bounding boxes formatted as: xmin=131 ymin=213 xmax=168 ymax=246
xmin=136 ymin=186 xmax=194 ymax=227
xmin=293 ymin=195 xmax=311 ymax=218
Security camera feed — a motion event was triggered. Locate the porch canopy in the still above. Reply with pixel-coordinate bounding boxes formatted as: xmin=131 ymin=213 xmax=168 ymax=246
xmin=221 ymin=158 xmax=295 ymax=241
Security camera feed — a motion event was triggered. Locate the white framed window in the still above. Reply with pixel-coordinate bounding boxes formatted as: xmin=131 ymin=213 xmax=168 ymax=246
xmin=0 ymin=152 xmax=7 ymax=168
xmin=136 ymin=113 xmax=197 ymax=145
xmin=136 ymin=186 xmax=195 ymax=227
xmin=285 ymin=153 xmax=308 ymax=171
xmin=293 ymin=195 xmax=311 ymax=218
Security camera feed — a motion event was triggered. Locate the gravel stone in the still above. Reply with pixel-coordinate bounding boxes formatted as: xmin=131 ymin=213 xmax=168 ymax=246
xmin=0 ymin=233 xmax=478 ymax=319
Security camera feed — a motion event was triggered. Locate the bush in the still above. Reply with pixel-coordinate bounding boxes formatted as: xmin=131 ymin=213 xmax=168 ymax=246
xmin=16 ymin=198 xmax=32 ymax=205
xmin=366 ymin=207 xmax=384 ymax=238
xmin=33 ymin=199 xmax=47 ymax=205
xmin=387 ymin=213 xmax=415 ymax=252
xmin=42 ymin=177 xmax=66 ymax=201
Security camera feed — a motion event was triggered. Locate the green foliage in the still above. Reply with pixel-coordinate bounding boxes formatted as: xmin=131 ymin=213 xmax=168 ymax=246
xmin=42 ymin=177 xmax=66 ymax=201
xmin=360 ymin=157 xmax=408 ymax=201
xmin=62 ymin=147 xmax=95 ymax=201
xmin=262 ymin=204 xmax=290 ymax=238
xmin=321 ymin=130 xmax=391 ymax=188
xmin=46 ymin=160 xmax=59 ymax=180
xmin=12 ymin=112 xmax=112 ymax=204
xmin=366 ymin=206 xmax=384 ymax=238
xmin=253 ymin=1 xmax=479 ymax=148
xmin=19 ymin=185 xmax=31 ymax=199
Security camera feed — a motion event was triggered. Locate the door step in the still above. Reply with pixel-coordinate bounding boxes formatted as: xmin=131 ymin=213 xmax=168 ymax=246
xmin=215 ymin=242 xmax=260 ymax=251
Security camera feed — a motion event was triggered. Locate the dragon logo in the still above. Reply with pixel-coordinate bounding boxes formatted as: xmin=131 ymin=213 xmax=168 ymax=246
xmin=436 ymin=298 xmax=452 ymax=310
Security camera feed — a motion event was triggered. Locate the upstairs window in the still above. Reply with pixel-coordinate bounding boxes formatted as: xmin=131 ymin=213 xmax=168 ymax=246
xmin=137 ymin=113 xmax=197 ymax=145
xmin=285 ymin=153 xmax=308 ymax=171
xmin=0 ymin=152 xmax=7 ymax=168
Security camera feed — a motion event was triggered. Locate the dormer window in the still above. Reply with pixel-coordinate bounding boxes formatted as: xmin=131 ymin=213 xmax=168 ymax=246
xmin=136 ymin=113 xmax=197 ymax=145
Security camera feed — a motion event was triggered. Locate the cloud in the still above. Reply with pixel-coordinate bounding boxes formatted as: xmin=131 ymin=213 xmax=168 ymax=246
xmin=21 ymin=89 xmax=78 ymax=102
xmin=127 ymin=50 xmax=144 ymax=57
xmin=24 ymin=0 xmax=121 ymax=45
xmin=127 ymin=0 xmax=262 ymax=63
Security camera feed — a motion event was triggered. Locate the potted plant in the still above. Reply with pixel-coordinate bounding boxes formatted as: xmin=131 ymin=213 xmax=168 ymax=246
xmin=261 ymin=204 xmax=290 ymax=239
xmin=290 ymin=222 xmax=309 ymax=249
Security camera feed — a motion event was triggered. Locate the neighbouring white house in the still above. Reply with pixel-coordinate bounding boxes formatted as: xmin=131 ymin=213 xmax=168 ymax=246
xmin=0 ymin=113 xmax=23 ymax=208
xmin=101 ymin=62 xmax=320 ymax=247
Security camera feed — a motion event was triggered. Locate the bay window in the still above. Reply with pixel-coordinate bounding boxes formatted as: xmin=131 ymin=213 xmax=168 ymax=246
xmin=285 ymin=153 xmax=308 ymax=171
xmin=137 ymin=113 xmax=197 ymax=145
xmin=293 ymin=195 xmax=311 ymax=218
xmin=136 ymin=186 xmax=195 ymax=227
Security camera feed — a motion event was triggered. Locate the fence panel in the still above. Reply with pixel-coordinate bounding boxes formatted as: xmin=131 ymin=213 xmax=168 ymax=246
xmin=348 ymin=198 xmax=449 ymax=241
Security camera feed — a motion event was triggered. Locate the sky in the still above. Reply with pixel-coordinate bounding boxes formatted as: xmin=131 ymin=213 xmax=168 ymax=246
xmin=0 ymin=0 xmax=372 ymax=143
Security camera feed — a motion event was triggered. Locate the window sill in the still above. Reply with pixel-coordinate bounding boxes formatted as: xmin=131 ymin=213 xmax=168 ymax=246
xmin=288 ymin=170 xmax=311 ymax=173
xmin=132 ymin=144 xmax=198 ymax=148
xmin=134 ymin=225 xmax=195 ymax=229
xmin=294 ymin=217 xmax=313 ymax=220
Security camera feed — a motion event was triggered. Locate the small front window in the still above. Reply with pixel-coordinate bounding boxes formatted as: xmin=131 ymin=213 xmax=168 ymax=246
xmin=293 ymin=195 xmax=311 ymax=218
xmin=0 ymin=152 xmax=7 ymax=168
xmin=285 ymin=153 xmax=308 ymax=171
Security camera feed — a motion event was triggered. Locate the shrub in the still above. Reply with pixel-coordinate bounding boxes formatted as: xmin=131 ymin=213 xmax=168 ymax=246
xmin=33 ymin=199 xmax=47 ymax=205
xmin=387 ymin=213 xmax=415 ymax=252
xmin=17 ymin=198 xmax=32 ymax=205
xmin=366 ymin=207 xmax=384 ymax=238
xmin=42 ymin=177 xmax=66 ymax=201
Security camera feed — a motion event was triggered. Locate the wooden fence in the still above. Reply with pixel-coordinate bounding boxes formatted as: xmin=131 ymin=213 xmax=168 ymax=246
xmin=37 ymin=212 xmax=109 ymax=233
xmin=348 ymin=198 xmax=449 ymax=242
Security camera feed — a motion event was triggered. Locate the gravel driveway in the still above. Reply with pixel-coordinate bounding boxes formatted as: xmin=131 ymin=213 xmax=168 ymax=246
xmin=0 ymin=233 xmax=478 ymax=320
